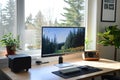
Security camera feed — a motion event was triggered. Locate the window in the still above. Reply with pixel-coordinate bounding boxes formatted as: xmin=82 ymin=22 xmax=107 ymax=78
xmin=0 ymin=0 xmax=16 ymax=49
xmin=25 ymin=0 xmax=86 ymax=50
xmin=0 ymin=0 xmax=97 ymax=58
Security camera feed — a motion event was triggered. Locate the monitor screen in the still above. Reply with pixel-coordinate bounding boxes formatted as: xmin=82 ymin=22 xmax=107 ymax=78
xmin=42 ymin=26 xmax=85 ymax=57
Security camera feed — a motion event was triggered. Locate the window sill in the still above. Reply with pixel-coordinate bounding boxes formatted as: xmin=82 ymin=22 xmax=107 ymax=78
xmin=0 ymin=49 xmax=41 ymax=59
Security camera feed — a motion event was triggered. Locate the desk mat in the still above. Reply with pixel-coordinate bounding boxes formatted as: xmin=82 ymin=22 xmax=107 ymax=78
xmin=52 ymin=65 xmax=102 ymax=79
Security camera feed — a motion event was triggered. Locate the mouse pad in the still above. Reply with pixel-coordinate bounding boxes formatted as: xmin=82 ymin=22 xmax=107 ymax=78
xmin=52 ymin=65 xmax=102 ymax=79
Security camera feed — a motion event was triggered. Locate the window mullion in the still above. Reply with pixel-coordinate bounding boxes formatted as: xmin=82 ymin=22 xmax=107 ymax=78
xmin=17 ymin=0 xmax=25 ymax=50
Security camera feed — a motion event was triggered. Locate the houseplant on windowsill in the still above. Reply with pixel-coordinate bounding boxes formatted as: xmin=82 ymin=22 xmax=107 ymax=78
xmin=98 ymin=25 xmax=120 ymax=61
xmin=0 ymin=33 xmax=20 ymax=56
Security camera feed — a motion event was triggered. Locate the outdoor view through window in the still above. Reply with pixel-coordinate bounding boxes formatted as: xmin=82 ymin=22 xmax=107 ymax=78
xmin=25 ymin=0 xmax=86 ymax=50
xmin=0 ymin=0 xmax=16 ymax=50
xmin=0 ymin=0 xmax=86 ymax=57
xmin=0 ymin=0 xmax=16 ymax=33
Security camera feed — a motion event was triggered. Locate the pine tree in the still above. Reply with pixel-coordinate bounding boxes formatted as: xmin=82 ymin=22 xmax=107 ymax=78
xmin=60 ymin=0 xmax=85 ymax=27
xmin=34 ymin=11 xmax=46 ymax=28
xmin=34 ymin=11 xmax=47 ymax=49
xmin=25 ymin=14 xmax=35 ymax=29
xmin=64 ymin=31 xmax=74 ymax=49
xmin=2 ymin=0 xmax=15 ymax=32
xmin=54 ymin=19 xmax=59 ymax=26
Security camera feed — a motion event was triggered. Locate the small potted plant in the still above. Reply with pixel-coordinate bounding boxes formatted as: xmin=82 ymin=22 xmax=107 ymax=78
xmin=0 ymin=33 xmax=20 ymax=56
xmin=98 ymin=25 xmax=120 ymax=61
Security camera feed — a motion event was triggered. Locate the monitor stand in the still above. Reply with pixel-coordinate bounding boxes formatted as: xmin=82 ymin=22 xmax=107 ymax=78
xmin=55 ymin=56 xmax=74 ymax=68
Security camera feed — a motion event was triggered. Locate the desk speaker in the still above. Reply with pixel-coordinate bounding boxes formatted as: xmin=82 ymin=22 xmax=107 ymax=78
xmin=82 ymin=50 xmax=100 ymax=61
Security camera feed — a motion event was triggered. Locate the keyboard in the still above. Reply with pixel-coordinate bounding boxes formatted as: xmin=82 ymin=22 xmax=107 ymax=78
xmin=59 ymin=67 xmax=81 ymax=75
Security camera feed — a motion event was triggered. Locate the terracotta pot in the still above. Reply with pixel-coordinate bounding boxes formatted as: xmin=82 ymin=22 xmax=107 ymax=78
xmin=6 ymin=46 xmax=16 ymax=56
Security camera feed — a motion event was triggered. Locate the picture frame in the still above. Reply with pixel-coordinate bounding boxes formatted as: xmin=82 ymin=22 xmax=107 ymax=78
xmin=101 ymin=0 xmax=117 ymax=22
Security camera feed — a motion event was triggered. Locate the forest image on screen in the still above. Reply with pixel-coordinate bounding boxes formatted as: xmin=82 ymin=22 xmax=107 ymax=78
xmin=42 ymin=27 xmax=85 ymax=56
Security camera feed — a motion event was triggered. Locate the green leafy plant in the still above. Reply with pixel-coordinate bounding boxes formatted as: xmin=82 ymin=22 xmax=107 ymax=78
xmin=0 ymin=33 xmax=20 ymax=51
xmin=98 ymin=25 xmax=120 ymax=61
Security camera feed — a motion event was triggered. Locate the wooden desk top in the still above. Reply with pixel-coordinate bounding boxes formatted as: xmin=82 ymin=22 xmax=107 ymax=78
xmin=2 ymin=58 xmax=120 ymax=80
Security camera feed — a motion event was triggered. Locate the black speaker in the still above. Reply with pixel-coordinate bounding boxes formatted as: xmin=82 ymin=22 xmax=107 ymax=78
xmin=59 ymin=56 xmax=63 ymax=64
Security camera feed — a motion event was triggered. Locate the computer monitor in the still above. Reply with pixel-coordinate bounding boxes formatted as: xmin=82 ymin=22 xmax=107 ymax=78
xmin=41 ymin=26 xmax=85 ymax=67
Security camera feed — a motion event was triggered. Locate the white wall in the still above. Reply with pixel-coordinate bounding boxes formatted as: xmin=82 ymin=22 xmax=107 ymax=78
xmin=96 ymin=0 xmax=120 ymax=61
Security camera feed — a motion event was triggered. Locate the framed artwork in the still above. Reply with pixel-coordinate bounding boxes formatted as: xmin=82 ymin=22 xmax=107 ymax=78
xmin=101 ymin=0 xmax=117 ymax=22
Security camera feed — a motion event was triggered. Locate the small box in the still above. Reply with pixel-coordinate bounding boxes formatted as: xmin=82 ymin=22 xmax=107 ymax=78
xmin=8 ymin=54 xmax=31 ymax=73
xmin=82 ymin=50 xmax=100 ymax=61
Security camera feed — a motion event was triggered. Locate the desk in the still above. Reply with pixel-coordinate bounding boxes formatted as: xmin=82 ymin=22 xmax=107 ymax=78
xmin=2 ymin=58 xmax=120 ymax=80
xmin=29 ymin=58 xmax=120 ymax=80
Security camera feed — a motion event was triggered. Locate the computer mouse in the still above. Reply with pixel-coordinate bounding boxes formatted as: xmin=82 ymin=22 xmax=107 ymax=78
xmin=36 ymin=61 xmax=42 ymax=65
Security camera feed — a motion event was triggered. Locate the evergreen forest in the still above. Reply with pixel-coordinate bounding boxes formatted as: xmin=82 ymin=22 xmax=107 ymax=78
xmin=42 ymin=28 xmax=85 ymax=55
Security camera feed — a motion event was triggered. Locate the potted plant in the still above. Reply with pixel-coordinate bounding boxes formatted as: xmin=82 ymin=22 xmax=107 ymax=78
xmin=98 ymin=25 xmax=120 ymax=61
xmin=0 ymin=33 xmax=20 ymax=56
